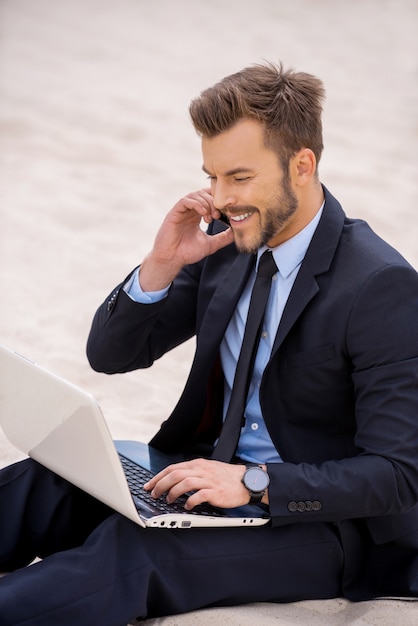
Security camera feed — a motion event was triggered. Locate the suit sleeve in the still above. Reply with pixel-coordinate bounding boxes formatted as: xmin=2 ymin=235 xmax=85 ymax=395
xmin=86 ymin=262 xmax=202 ymax=374
xmin=267 ymin=263 xmax=418 ymax=530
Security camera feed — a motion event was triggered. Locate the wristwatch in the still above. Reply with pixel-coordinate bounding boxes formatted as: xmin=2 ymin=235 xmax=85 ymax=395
xmin=241 ymin=465 xmax=270 ymax=504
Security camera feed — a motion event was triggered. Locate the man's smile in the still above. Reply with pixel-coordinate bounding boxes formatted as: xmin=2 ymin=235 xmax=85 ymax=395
xmin=222 ymin=208 xmax=257 ymax=225
xmin=229 ymin=211 xmax=253 ymax=222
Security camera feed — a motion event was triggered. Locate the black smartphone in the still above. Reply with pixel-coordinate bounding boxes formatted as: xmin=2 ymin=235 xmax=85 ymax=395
xmin=219 ymin=213 xmax=230 ymax=225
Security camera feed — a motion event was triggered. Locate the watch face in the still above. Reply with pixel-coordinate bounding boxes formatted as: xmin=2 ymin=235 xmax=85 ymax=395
xmin=244 ymin=466 xmax=270 ymax=492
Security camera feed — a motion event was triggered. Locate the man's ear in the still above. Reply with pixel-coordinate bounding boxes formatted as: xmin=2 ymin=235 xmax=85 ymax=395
xmin=291 ymin=148 xmax=317 ymax=186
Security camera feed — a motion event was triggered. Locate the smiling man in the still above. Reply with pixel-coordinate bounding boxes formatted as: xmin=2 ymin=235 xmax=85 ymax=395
xmin=0 ymin=62 xmax=417 ymax=625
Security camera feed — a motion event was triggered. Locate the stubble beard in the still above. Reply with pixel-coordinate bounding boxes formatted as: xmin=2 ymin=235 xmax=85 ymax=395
xmin=232 ymin=178 xmax=298 ymax=255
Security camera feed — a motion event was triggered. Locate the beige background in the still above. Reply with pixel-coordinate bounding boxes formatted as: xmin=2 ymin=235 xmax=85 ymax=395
xmin=0 ymin=1 xmax=417 ymax=623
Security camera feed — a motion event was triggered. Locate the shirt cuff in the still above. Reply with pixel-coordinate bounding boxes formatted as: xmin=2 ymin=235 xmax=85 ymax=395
xmin=123 ymin=267 xmax=170 ymax=304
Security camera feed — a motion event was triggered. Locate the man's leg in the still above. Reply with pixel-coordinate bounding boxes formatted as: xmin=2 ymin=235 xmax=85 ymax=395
xmin=0 ymin=497 xmax=344 ymax=626
xmin=0 ymin=458 xmax=112 ymax=571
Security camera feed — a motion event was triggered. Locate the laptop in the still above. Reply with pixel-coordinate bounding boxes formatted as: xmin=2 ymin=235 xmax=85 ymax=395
xmin=0 ymin=345 xmax=270 ymax=529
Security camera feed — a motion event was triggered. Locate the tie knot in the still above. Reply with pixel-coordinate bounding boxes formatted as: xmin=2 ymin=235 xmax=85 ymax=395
xmin=257 ymin=250 xmax=278 ymax=278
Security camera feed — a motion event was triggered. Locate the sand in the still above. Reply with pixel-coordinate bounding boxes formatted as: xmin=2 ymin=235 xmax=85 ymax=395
xmin=0 ymin=0 xmax=417 ymax=623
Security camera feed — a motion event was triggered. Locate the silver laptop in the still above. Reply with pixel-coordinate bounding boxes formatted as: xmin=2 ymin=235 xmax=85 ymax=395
xmin=0 ymin=345 xmax=270 ymax=529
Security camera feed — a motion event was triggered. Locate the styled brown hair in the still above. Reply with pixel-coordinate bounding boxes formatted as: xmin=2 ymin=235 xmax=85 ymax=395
xmin=189 ymin=62 xmax=326 ymax=172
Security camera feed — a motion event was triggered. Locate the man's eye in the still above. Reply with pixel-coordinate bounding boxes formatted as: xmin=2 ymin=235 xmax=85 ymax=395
xmin=206 ymin=175 xmax=217 ymax=181
xmin=235 ymin=177 xmax=250 ymax=182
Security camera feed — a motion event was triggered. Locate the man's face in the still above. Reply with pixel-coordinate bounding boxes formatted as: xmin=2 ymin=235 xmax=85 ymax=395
xmin=202 ymin=119 xmax=298 ymax=254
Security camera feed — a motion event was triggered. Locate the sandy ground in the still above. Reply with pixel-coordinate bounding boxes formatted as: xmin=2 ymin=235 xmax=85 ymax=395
xmin=0 ymin=0 xmax=417 ymax=623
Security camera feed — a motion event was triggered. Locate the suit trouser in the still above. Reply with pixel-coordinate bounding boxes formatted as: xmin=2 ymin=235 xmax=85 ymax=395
xmin=0 ymin=459 xmax=347 ymax=626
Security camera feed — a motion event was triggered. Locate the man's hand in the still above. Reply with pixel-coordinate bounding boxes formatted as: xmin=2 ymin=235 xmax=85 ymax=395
xmin=139 ymin=189 xmax=234 ymax=292
xmin=143 ymin=458 xmax=251 ymax=510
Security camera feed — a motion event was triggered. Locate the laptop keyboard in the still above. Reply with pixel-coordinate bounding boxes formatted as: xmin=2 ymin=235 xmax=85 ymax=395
xmin=119 ymin=454 xmax=224 ymax=517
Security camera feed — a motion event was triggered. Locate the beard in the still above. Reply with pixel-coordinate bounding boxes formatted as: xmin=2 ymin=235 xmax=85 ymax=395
xmin=229 ymin=176 xmax=298 ymax=255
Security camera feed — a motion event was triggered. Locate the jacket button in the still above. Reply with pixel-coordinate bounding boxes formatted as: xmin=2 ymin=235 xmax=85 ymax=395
xmin=305 ymin=500 xmax=313 ymax=511
xmin=297 ymin=501 xmax=306 ymax=512
xmin=107 ymin=290 xmax=120 ymax=312
xmin=312 ymin=500 xmax=322 ymax=511
xmin=288 ymin=501 xmax=298 ymax=512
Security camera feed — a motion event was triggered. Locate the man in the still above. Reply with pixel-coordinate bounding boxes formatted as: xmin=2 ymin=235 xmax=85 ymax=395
xmin=0 ymin=62 xmax=417 ymax=625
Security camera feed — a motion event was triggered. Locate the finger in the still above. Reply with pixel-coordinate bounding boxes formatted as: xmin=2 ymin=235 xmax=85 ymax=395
xmin=144 ymin=464 xmax=194 ymax=498
xmin=196 ymin=190 xmax=221 ymax=221
xmin=201 ymin=189 xmax=221 ymax=221
xmin=143 ymin=463 xmax=179 ymax=492
xmin=184 ymin=191 xmax=216 ymax=222
xmin=143 ymin=459 xmax=207 ymax=494
xmin=165 ymin=475 xmax=203 ymax=504
xmin=184 ymin=489 xmax=212 ymax=511
xmin=186 ymin=190 xmax=212 ymax=209
xmin=206 ymin=227 xmax=235 ymax=254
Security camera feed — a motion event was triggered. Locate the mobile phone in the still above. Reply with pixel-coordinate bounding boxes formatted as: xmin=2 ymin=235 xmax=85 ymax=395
xmin=219 ymin=213 xmax=230 ymax=225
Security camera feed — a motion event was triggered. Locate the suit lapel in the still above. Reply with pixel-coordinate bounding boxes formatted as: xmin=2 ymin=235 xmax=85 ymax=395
xmin=272 ymin=268 xmax=319 ymax=354
xmin=271 ymin=187 xmax=345 ymax=356
xmin=197 ymin=252 xmax=254 ymax=361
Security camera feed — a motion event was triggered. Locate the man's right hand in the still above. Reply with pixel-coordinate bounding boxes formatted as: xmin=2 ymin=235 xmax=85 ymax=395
xmin=139 ymin=189 xmax=234 ymax=292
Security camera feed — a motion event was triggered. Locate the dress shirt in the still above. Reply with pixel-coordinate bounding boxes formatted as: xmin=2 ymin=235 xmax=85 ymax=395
xmin=125 ymin=204 xmax=324 ymax=463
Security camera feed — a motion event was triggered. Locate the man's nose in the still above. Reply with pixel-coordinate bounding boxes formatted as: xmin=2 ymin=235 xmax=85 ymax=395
xmin=212 ymin=181 xmax=236 ymax=210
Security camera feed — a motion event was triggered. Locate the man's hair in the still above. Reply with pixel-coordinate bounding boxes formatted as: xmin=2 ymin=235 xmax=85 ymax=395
xmin=189 ymin=62 xmax=326 ymax=171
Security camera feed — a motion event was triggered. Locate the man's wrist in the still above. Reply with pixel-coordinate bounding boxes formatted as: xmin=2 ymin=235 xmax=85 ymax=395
xmin=139 ymin=254 xmax=181 ymax=292
xmin=124 ymin=267 xmax=170 ymax=303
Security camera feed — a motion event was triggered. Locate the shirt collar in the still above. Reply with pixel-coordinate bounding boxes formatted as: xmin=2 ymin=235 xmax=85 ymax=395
xmin=257 ymin=202 xmax=324 ymax=279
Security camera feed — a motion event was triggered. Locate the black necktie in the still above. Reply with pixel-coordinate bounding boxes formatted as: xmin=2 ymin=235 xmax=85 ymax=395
xmin=212 ymin=250 xmax=278 ymax=462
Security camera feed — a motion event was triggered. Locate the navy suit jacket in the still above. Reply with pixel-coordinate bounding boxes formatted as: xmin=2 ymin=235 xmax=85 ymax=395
xmin=87 ymin=187 xmax=418 ymax=550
